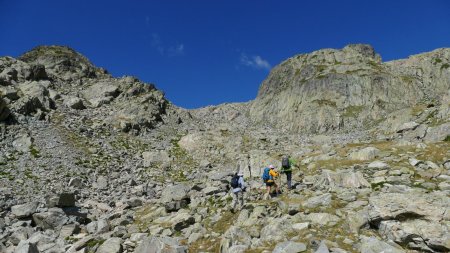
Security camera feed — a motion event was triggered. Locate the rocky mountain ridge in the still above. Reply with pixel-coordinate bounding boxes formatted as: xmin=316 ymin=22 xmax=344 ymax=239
xmin=250 ymin=44 xmax=450 ymax=134
xmin=0 ymin=45 xmax=449 ymax=253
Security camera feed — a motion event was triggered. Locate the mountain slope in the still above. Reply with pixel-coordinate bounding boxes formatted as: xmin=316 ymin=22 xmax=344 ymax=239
xmin=250 ymin=44 xmax=450 ymax=133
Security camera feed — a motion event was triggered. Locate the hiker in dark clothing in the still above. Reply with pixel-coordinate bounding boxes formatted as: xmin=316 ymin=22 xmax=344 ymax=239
xmin=230 ymin=171 xmax=245 ymax=212
xmin=281 ymin=156 xmax=295 ymax=189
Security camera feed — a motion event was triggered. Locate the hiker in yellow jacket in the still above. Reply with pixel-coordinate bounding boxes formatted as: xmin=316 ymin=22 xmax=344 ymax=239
xmin=263 ymin=165 xmax=281 ymax=200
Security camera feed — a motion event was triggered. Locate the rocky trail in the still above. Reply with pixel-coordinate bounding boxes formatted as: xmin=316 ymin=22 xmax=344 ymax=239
xmin=1 ymin=45 xmax=449 ymax=252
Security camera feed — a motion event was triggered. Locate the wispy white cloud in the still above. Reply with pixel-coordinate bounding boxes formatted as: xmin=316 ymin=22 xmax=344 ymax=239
xmin=151 ymin=33 xmax=184 ymax=57
xmin=240 ymin=54 xmax=271 ymax=70
xmin=168 ymin=44 xmax=184 ymax=56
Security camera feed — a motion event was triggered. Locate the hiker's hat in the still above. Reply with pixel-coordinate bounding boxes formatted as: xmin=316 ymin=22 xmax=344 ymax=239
xmin=269 ymin=164 xmax=274 ymax=169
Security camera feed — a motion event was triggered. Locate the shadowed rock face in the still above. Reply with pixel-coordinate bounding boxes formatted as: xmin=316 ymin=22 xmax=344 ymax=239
xmin=250 ymin=44 xmax=450 ymax=133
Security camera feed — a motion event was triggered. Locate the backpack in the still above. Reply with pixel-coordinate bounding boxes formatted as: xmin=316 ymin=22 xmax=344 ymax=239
xmin=282 ymin=157 xmax=290 ymax=168
xmin=230 ymin=175 xmax=240 ymax=188
xmin=262 ymin=167 xmax=271 ymax=182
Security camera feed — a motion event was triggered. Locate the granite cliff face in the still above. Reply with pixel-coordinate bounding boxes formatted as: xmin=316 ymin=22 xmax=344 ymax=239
xmin=250 ymin=44 xmax=450 ymax=133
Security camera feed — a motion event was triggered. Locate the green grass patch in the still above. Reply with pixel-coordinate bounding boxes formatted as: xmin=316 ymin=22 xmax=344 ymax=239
xmin=0 ymin=171 xmax=14 ymax=180
xmin=24 ymin=169 xmax=39 ymax=180
xmin=371 ymin=181 xmax=386 ymax=191
xmin=444 ymin=135 xmax=450 ymax=142
xmin=342 ymin=105 xmax=364 ymax=118
xmin=85 ymin=238 xmax=105 ymax=249
xmin=441 ymin=63 xmax=450 ymax=70
xmin=433 ymin=58 xmax=442 ymax=64
xmin=312 ymin=99 xmax=337 ymax=107
xmin=29 ymin=145 xmax=41 ymax=158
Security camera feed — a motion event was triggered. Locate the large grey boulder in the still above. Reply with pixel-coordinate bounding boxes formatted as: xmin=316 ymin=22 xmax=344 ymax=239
xmin=303 ymin=193 xmax=332 ymax=209
xmin=96 ymin=237 xmax=122 ymax=253
xmin=142 ymin=150 xmax=170 ymax=166
xmin=260 ymin=217 xmax=295 ymax=242
xmin=396 ymin=121 xmax=419 ymax=133
xmin=360 ymin=236 xmax=405 ymax=253
xmin=57 ymin=192 xmax=76 ymax=207
xmin=11 ymin=202 xmax=39 ymax=218
xmin=314 ymin=241 xmax=330 ymax=253
xmin=368 ymin=191 xmax=450 ymax=251
xmin=83 ymin=82 xmax=120 ymax=108
xmin=273 ymin=241 xmax=307 ymax=253
xmin=12 ymin=134 xmax=33 ymax=153
xmin=367 ymin=161 xmax=389 ymax=169
xmin=15 ymin=81 xmax=54 ymax=113
xmin=304 ymin=213 xmax=340 ymax=226
xmin=14 ymin=241 xmax=39 ymax=253
xmin=170 ymin=212 xmax=195 ymax=231
xmin=220 ymin=226 xmax=252 ymax=253
xmin=160 ymin=184 xmax=190 ymax=203
xmin=424 ymin=122 xmax=450 ymax=142
xmin=308 ymin=169 xmax=370 ymax=190
xmin=63 ymin=96 xmax=85 ymax=110
xmin=134 ymin=236 xmax=186 ymax=253
xmin=349 ymin=147 xmax=380 ymax=161
xmin=110 ymin=88 xmax=167 ymax=132
xmin=95 ymin=176 xmax=108 ymax=190
xmin=32 ymin=208 xmax=68 ymax=230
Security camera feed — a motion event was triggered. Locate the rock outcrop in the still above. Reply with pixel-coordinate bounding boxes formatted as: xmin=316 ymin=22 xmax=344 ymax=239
xmin=250 ymin=44 xmax=450 ymax=133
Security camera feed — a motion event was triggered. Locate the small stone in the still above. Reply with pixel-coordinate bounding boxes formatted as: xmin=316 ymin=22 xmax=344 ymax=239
xmin=292 ymin=222 xmax=310 ymax=232
xmin=315 ymin=241 xmax=330 ymax=253
xmin=367 ymin=161 xmax=389 ymax=169
xmin=273 ymin=241 xmax=307 ymax=253
xmin=408 ymin=158 xmax=422 ymax=167
xmin=68 ymin=177 xmax=83 ymax=187
xmin=438 ymin=182 xmax=450 ymax=190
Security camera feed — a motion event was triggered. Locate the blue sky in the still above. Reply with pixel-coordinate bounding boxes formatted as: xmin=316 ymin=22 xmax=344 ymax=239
xmin=1 ymin=1 xmax=449 ymax=108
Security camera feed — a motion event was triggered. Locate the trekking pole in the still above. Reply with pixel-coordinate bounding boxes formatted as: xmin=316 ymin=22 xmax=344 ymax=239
xmin=247 ymin=154 xmax=252 ymax=179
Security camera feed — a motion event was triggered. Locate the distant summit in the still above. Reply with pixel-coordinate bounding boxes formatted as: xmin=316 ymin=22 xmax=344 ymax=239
xmin=250 ymin=44 xmax=450 ymax=133
xmin=19 ymin=45 xmax=109 ymax=81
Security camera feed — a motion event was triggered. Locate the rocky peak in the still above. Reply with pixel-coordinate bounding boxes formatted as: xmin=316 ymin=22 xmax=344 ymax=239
xmin=251 ymin=44 xmax=449 ymax=133
xmin=19 ymin=45 xmax=109 ymax=81
xmin=342 ymin=44 xmax=380 ymax=61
